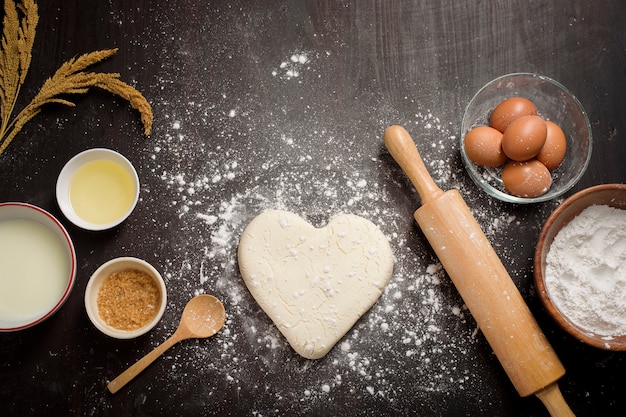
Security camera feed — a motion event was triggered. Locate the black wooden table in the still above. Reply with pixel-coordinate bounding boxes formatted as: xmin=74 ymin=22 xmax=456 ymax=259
xmin=1 ymin=1 xmax=625 ymax=416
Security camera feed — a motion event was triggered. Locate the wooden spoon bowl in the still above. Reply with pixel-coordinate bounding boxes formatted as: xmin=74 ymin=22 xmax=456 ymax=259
xmin=107 ymin=294 xmax=226 ymax=393
xmin=534 ymin=183 xmax=626 ymax=350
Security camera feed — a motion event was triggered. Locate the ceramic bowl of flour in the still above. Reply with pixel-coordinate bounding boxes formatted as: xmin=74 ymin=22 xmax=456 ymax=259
xmin=534 ymin=184 xmax=626 ymax=350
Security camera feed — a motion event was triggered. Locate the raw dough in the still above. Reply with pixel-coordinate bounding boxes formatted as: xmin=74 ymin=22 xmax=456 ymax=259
xmin=238 ymin=210 xmax=394 ymax=359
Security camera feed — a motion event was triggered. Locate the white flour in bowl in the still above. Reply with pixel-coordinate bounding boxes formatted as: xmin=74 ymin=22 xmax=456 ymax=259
xmin=545 ymin=204 xmax=626 ymax=337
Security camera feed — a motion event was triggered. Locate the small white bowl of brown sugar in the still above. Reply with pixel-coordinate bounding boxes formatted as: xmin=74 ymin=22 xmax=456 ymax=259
xmin=85 ymin=257 xmax=167 ymax=339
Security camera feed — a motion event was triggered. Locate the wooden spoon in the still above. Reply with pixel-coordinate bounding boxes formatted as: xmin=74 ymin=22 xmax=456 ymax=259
xmin=107 ymin=294 xmax=226 ymax=394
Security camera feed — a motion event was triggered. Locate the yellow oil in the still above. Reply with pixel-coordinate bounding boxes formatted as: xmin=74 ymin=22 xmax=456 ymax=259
xmin=69 ymin=159 xmax=135 ymax=224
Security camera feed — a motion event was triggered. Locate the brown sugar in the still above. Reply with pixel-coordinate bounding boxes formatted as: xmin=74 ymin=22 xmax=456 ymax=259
xmin=97 ymin=269 xmax=161 ymax=331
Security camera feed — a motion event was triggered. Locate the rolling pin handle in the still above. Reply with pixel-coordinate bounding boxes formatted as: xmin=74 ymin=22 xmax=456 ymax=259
xmin=383 ymin=125 xmax=444 ymax=204
xmin=535 ymin=383 xmax=576 ymax=417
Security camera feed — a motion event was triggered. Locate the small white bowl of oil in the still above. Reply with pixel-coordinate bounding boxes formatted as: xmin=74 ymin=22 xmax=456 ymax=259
xmin=0 ymin=202 xmax=77 ymax=331
xmin=56 ymin=148 xmax=139 ymax=231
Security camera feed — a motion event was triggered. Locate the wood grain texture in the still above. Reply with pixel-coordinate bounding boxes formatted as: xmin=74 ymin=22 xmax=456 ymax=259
xmin=0 ymin=1 xmax=624 ymax=416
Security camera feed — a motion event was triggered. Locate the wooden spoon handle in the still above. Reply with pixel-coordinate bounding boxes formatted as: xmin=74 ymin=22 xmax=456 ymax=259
xmin=107 ymin=333 xmax=184 ymax=394
xmin=383 ymin=125 xmax=444 ymax=204
xmin=535 ymin=383 xmax=576 ymax=417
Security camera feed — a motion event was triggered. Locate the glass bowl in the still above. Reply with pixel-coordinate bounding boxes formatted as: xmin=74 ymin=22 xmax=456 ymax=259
xmin=460 ymin=73 xmax=593 ymax=203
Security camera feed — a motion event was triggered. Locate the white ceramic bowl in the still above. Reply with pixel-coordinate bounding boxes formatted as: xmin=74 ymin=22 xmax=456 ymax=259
xmin=0 ymin=202 xmax=76 ymax=331
xmin=85 ymin=257 xmax=167 ymax=339
xmin=56 ymin=148 xmax=139 ymax=231
xmin=460 ymin=73 xmax=593 ymax=203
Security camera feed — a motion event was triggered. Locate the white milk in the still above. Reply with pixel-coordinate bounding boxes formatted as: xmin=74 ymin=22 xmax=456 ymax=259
xmin=0 ymin=218 xmax=70 ymax=322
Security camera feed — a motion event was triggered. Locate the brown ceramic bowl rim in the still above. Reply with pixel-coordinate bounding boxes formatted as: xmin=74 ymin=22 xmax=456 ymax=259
xmin=534 ymin=183 xmax=626 ymax=350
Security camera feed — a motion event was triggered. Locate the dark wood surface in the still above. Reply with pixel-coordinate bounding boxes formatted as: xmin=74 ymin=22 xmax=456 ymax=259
xmin=1 ymin=1 xmax=625 ymax=416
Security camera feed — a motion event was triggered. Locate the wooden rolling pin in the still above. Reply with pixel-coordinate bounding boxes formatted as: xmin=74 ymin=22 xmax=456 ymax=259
xmin=384 ymin=125 xmax=574 ymax=417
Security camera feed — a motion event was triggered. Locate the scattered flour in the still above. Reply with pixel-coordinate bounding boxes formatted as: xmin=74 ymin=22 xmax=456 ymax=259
xmin=0 ymin=4 xmax=580 ymax=416
xmin=137 ymin=43 xmax=535 ymax=414
xmin=272 ymin=52 xmax=311 ymax=80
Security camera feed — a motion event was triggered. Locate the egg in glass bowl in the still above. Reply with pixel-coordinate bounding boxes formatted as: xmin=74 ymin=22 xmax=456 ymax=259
xmin=460 ymin=73 xmax=592 ymax=204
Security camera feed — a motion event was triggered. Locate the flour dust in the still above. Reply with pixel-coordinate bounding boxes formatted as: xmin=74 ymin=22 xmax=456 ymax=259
xmin=136 ymin=44 xmax=524 ymax=414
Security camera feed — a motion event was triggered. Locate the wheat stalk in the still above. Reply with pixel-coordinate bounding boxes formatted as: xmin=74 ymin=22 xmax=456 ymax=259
xmin=0 ymin=0 xmax=153 ymax=156
xmin=0 ymin=0 xmax=37 ymax=138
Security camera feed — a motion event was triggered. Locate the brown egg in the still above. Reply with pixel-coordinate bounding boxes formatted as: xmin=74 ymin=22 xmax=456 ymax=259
xmin=489 ymin=97 xmax=537 ymax=133
xmin=501 ymin=115 xmax=547 ymax=161
xmin=502 ymin=159 xmax=552 ymax=198
xmin=464 ymin=126 xmax=508 ymax=167
xmin=536 ymin=121 xmax=567 ymax=170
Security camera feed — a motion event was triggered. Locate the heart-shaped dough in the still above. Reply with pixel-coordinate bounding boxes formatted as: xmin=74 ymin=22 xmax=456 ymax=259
xmin=238 ymin=210 xmax=393 ymax=359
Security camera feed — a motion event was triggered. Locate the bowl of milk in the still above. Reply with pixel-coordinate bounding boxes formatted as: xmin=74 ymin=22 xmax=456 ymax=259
xmin=0 ymin=202 xmax=77 ymax=331
xmin=56 ymin=148 xmax=139 ymax=231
